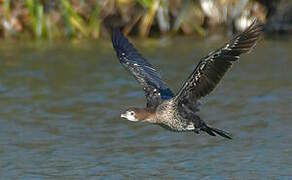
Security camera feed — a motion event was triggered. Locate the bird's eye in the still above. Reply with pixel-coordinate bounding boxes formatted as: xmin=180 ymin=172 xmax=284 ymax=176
xmin=130 ymin=112 xmax=135 ymax=116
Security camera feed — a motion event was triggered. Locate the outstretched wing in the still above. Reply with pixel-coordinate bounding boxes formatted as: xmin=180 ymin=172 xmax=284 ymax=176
xmin=112 ymin=29 xmax=174 ymax=108
xmin=175 ymin=20 xmax=263 ymax=105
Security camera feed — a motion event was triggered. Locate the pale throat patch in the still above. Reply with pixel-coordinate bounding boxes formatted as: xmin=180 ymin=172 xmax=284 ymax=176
xmin=121 ymin=111 xmax=139 ymax=122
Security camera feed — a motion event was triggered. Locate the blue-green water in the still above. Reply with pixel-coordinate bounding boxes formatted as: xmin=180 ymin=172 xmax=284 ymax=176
xmin=0 ymin=36 xmax=291 ymax=178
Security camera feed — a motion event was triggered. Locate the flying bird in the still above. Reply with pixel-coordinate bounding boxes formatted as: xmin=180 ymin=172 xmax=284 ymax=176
xmin=112 ymin=20 xmax=263 ymax=139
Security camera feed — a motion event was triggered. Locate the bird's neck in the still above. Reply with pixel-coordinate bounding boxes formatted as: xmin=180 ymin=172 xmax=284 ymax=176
xmin=137 ymin=108 xmax=157 ymax=123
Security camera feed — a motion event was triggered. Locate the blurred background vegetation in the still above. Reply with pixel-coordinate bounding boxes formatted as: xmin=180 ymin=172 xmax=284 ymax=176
xmin=0 ymin=0 xmax=291 ymax=40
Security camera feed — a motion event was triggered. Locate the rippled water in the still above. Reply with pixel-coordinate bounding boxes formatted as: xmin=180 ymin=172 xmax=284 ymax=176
xmin=0 ymin=36 xmax=291 ymax=178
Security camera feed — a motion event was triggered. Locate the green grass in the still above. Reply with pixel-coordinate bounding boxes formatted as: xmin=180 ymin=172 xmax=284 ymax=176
xmin=0 ymin=0 xmax=267 ymax=40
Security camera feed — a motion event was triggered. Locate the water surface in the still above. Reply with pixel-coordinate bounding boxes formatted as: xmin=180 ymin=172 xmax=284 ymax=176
xmin=0 ymin=36 xmax=291 ymax=178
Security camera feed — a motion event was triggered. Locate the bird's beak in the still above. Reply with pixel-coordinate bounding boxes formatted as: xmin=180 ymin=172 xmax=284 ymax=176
xmin=120 ymin=113 xmax=127 ymax=118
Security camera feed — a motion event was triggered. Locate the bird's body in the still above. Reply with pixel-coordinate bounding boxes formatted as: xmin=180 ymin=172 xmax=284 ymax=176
xmin=149 ymin=99 xmax=195 ymax=131
xmin=112 ymin=20 xmax=263 ymax=139
xmin=145 ymin=99 xmax=187 ymax=131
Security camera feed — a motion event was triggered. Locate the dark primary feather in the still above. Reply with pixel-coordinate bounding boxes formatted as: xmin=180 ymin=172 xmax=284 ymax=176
xmin=112 ymin=29 xmax=174 ymax=108
xmin=175 ymin=20 xmax=263 ymax=105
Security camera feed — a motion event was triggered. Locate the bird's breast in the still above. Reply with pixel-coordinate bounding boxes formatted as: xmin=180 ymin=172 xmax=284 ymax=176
xmin=155 ymin=100 xmax=188 ymax=131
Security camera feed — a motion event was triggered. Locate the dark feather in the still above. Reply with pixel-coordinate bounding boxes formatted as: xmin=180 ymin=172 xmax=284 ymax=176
xmin=112 ymin=29 xmax=174 ymax=108
xmin=202 ymin=125 xmax=232 ymax=139
xmin=175 ymin=20 xmax=263 ymax=105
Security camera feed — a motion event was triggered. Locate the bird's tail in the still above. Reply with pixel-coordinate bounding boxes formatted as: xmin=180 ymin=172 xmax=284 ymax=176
xmin=202 ymin=125 xmax=232 ymax=139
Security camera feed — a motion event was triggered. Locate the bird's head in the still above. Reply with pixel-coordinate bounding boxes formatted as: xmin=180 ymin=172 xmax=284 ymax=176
xmin=120 ymin=107 xmax=155 ymax=122
xmin=121 ymin=107 xmax=139 ymax=122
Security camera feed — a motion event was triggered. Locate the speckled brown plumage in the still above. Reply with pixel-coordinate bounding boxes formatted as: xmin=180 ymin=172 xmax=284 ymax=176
xmin=112 ymin=20 xmax=263 ymax=139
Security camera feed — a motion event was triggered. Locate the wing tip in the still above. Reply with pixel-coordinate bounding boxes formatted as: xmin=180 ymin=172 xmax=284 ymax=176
xmin=231 ymin=18 xmax=264 ymax=54
xmin=112 ymin=28 xmax=124 ymax=49
xmin=111 ymin=28 xmax=138 ymax=57
xmin=244 ymin=18 xmax=264 ymax=36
